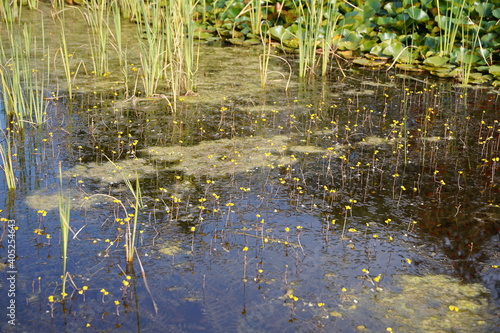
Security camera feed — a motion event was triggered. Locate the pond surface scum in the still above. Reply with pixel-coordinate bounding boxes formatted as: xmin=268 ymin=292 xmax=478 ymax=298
xmin=0 ymin=3 xmax=499 ymax=333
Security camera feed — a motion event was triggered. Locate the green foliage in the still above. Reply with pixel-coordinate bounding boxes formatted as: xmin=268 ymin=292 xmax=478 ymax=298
xmin=192 ymin=0 xmax=500 ymax=83
xmin=9 ymin=0 xmax=500 ymax=84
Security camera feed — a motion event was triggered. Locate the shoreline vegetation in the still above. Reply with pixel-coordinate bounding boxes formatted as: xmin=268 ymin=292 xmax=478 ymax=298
xmin=0 ymin=0 xmax=500 ymax=98
xmin=6 ymin=0 xmax=498 ymax=85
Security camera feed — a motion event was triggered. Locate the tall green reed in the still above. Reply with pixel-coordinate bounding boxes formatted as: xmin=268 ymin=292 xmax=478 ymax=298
xmin=164 ymin=0 xmax=198 ymax=98
xmin=136 ymin=1 xmax=168 ymax=96
xmin=105 ymin=157 xmax=143 ymax=264
xmin=0 ymin=0 xmax=19 ymax=23
xmin=83 ymin=0 xmax=111 ymax=76
xmin=111 ymin=0 xmax=124 ymax=68
xmin=320 ymin=0 xmax=339 ymax=76
xmin=0 ymin=21 xmax=48 ymax=127
xmin=0 ymin=132 xmax=16 ymax=190
xmin=136 ymin=0 xmax=197 ymax=105
xmin=436 ymin=0 xmax=468 ymax=55
xmin=259 ymin=23 xmax=292 ymax=90
xmin=123 ymin=173 xmax=142 ymax=263
xmin=58 ymin=162 xmax=71 ymax=299
xmin=57 ymin=15 xmax=73 ymax=99
xmin=293 ymin=0 xmax=339 ymax=77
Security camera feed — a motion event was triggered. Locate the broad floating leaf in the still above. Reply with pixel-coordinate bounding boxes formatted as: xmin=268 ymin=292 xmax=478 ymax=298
xmin=423 ymin=55 xmax=450 ymax=67
xmin=489 ymin=65 xmax=500 ymax=77
xmin=406 ymin=7 xmax=429 ymax=21
xmin=269 ymin=25 xmax=293 ymax=42
xmin=352 ymin=57 xmax=386 ymax=67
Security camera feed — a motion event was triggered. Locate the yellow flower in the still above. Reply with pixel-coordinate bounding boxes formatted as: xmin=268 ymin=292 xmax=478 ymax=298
xmin=362 ymin=268 xmax=369 ymax=274
xmin=242 ymin=247 xmax=248 ymax=252
xmin=317 ymin=302 xmax=325 ymax=307
xmin=448 ymin=305 xmax=459 ymax=311
xmin=114 ymin=300 xmax=120 ymax=305
xmin=48 ymin=295 xmax=54 ymax=303
xmin=122 ymin=280 xmax=129 ymax=287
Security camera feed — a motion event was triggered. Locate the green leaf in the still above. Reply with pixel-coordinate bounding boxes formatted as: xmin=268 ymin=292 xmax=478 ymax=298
xmin=423 ymin=56 xmax=450 ymax=67
xmin=384 ymin=2 xmax=403 ymax=16
xmin=475 ymin=3 xmax=493 ymax=17
xmin=379 ymin=32 xmax=397 ymax=41
xmin=489 ymin=65 xmax=500 ymax=76
xmin=382 ymin=39 xmax=404 ymax=57
xmin=269 ymin=25 xmax=293 ymax=41
xmin=492 ymin=8 xmax=500 ymax=19
xmin=406 ymin=7 xmax=429 ymax=21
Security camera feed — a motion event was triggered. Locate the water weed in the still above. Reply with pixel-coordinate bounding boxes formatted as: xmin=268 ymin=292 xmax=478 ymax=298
xmin=83 ymin=0 xmax=111 ymax=77
xmin=0 ymin=131 xmax=15 ymax=190
xmin=58 ymin=162 xmax=71 ymax=299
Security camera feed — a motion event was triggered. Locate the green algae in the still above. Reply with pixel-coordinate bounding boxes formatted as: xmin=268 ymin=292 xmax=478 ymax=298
xmin=25 ymin=187 xmax=123 ymax=211
xmin=374 ymin=274 xmax=492 ymax=332
xmin=356 ymin=136 xmax=394 ymax=146
xmin=65 ymin=158 xmax=157 ymax=184
xmin=158 ymin=240 xmax=184 ymax=256
xmin=141 ymin=135 xmax=294 ymax=177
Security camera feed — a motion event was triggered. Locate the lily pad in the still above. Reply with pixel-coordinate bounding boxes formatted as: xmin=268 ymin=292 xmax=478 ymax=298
xmin=352 ymin=57 xmax=386 ymax=68
xmin=405 ymin=6 xmax=429 ymax=21
xmin=423 ymin=55 xmax=450 ymax=67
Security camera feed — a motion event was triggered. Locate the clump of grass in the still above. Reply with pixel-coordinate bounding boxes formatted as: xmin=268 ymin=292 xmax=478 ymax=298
xmin=136 ymin=1 xmax=168 ymax=97
xmin=293 ymin=0 xmax=339 ymax=77
xmin=135 ymin=0 xmax=197 ymax=105
xmin=0 ymin=20 xmax=48 ymax=126
xmin=83 ymin=0 xmax=111 ymax=77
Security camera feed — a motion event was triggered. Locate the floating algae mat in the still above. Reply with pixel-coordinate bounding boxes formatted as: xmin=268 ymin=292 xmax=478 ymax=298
xmin=140 ymin=135 xmax=293 ymax=177
xmin=1 ymin=5 xmax=500 ymax=331
xmin=372 ymin=275 xmax=492 ymax=332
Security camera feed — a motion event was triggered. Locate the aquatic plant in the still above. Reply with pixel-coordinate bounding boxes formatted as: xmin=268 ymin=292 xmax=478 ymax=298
xmin=0 ymin=20 xmax=48 ymax=127
xmin=83 ymin=0 xmax=111 ymax=77
xmin=58 ymin=162 xmax=71 ymax=299
xmin=136 ymin=1 xmax=168 ymax=96
xmin=123 ymin=173 xmax=142 ymax=264
xmin=0 ymin=132 xmax=15 ymax=190
xmin=135 ymin=0 xmax=197 ymax=102
xmin=57 ymin=14 xmax=73 ymax=99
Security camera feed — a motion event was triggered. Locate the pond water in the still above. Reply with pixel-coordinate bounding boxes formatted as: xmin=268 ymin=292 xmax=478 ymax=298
xmin=1 ymin=5 xmax=499 ymax=333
